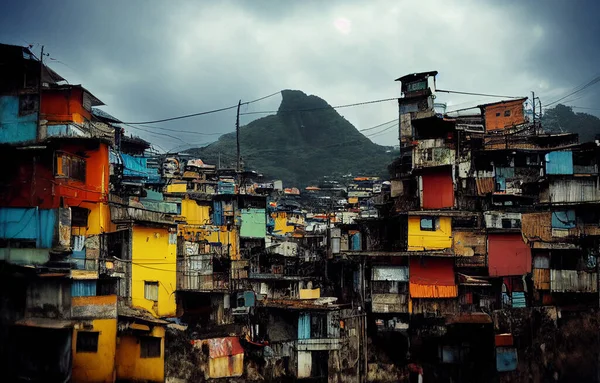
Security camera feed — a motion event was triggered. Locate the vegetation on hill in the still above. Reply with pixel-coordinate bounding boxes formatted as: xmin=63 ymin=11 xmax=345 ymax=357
xmin=188 ymin=90 xmax=395 ymax=186
xmin=542 ymin=104 xmax=600 ymax=142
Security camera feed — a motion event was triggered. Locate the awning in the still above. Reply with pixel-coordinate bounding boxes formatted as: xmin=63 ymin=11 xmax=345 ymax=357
xmin=409 ymin=258 xmax=457 ymax=298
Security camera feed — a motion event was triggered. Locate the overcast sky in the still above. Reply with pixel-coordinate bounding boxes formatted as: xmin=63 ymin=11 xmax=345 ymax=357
xmin=1 ymin=0 xmax=599 ymax=152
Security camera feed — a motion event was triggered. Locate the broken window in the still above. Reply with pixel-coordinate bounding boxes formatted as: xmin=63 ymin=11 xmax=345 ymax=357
xmin=76 ymin=331 xmax=99 ymax=353
xmin=504 ymin=110 xmax=511 ymax=117
xmin=420 ymin=217 xmax=435 ymax=231
xmin=144 ymin=281 xmax=159 ymax=301
xmin=140 ymin=336 xmax=161 ymax=358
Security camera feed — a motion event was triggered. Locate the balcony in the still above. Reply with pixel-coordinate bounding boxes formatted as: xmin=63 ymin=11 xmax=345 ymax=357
xmin=178 ymin=270 xmax=230 ymax=292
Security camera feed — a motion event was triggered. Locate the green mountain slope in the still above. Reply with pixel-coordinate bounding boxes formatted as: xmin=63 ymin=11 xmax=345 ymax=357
xmin=188 ymin=90 xmax=395 ymax=186
xmin=542 ymin=104 xmax=600 ymax=142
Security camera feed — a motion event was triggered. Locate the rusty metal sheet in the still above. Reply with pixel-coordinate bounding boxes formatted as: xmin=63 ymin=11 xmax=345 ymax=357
xmin=476 ymin=177 xmax=495 ymax=195
xmin=550 ymin=270 xmax=597 ymax=293
xmin=453 ymin=231 xmax=486 ymax=257
xmin=455 ymin=256 xmax=486 ymax=268
xmin=521 ymin=212 xmax=552 ymax=242
xmin=411 ymin=298 xmax=459 ymax=316
xmin=533 ymin=268 xmax=550 ymax=290
xmin=209 ymin=354 xmax=243 ymax=379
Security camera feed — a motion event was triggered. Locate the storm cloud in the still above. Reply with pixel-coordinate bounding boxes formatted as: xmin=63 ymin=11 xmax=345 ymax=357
xmin=1 ymin=0 xmax=599 ymax=151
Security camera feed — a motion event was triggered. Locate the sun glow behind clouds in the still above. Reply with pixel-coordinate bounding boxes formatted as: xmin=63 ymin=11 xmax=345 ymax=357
xmin=333 ymin=17 xmax=352 ymax=34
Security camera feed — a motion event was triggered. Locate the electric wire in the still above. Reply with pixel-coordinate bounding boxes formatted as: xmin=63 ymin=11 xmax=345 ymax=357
xmin=239 ymin=97 xmax=399 ymax=116
xmin=436 ymin=89 xmax=525 ymax=99
xmin=543 ymin=74 xmax=600 ymax=107
xmin=122 ymin=91 xmax=281 ymax=125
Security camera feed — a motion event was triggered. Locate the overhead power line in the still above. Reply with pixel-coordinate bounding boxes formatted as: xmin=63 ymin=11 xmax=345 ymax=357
xmin=359 ymin=118 xmax=398 ymax=132
xmin=544 ymin=74 xmax=600 ymax=108
xmin=239 ymin=97 xmax=398 ymax=116
xmin=436 ymin=89 xmax=525 ymax=99
xmin=123 ymin=91 xmax=281 ymax=125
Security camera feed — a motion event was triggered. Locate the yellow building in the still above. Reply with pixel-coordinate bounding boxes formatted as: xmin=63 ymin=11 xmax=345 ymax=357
xmin=116 ymin=323 xmax=165 ymax=383
xmin=272 ymin=211 xmax=304 ymax=235
xmin=71 ymin=295 xmax=118 ymax=383
xmin=180 ymin=198 xmax=211 ymax=225
xmin=131 ymin=225 xmax=177 ymax=317
xmin=407 ymin=216 xmax=452 ymax=251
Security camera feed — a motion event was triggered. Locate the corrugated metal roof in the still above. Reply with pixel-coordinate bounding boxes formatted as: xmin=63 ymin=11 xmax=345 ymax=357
xmin=521 ymin=212 xmax=552 ymax=242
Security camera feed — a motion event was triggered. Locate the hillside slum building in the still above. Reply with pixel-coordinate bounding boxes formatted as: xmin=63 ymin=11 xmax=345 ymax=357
xmin=0 ymin=41 xmax=599 ymax=382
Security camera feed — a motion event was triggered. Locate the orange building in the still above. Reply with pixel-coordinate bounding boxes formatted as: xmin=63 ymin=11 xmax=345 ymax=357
xmin=479 ymin=98 xmax=527 ymax=131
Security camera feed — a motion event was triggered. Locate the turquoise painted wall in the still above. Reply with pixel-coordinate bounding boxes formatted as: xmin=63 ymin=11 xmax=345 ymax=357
xmin=240 ymin=208 xmax=266 ymax=239
xmin=0 ymin=96 xmax=38 ymax=144
xmin=0 ymin=207 xmax=57 ymax=248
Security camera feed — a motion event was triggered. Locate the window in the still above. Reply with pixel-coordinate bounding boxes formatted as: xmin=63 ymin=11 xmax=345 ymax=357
xmin=140 ymin=336 xmax=161 ymax=358
xmin=71 ymin=207 xmax=90 ymax=227
xmin=144 ymin=281 xmax=159 ymax=301
xmin=56 ymin=152 xmax=86 ymax=182
xmin=76 ymin=331 xmax=99 ymax=353
xmin=504 ymin=110 xmax=511 ymax=117
xmin=19 ymin=94 xmax=38 ymax=115
xmin=495 ymin=112 xmax=501 ymax=117
xmin=420 ymin=217 xmax=435 ymax=231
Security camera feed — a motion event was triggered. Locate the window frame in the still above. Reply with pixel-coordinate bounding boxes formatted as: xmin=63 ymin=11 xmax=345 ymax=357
xmin=55 ymin=151 xmax=86 ymax=183
xmin=144 ymin=281 xmax=159 ymax=302
xmin=76 ymin=331 xmax=99 ymax=353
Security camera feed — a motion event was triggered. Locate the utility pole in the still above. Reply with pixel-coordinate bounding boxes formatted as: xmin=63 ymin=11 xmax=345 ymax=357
xmin=532 ymin=91 xmax=536 ymax=134
xmin=236 ymin=100 xmax=242 ymax=172
xmin=38 ymin=45 xmax=44 ymax=140
xmin=218 ymin=152 xmax=221 ymax=170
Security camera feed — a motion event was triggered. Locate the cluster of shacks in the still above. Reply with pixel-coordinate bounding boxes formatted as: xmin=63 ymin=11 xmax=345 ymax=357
xmin=0 ymin=42 xmax=364 ymax=383
xmin=332 ymin=70 xmax=600 ymax=380
xmin=1 ymin=39 xmax=598 ymax=382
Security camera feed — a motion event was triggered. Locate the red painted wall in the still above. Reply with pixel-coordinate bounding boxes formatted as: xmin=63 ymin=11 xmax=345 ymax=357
xmin=41 ymin=87 xmax=91 ymax=123
xmin=488 ymin=233 xmax=532 ymax=276
xmin=409 ymin=257 xmax=455 ymax=286
xmin=0 ymin=142 xmax=109 ymax=209
xmin=422 ymin=171 xmax=454 ymax=209
xmin=56 ymin=142 xmax=109 ymax=206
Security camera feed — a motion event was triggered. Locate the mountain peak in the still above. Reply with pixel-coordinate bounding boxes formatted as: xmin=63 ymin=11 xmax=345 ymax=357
xmin=278 ymin=89 xmax=331 ymax=115
xmin=189 ymin=90 xmax=393 ymax=186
